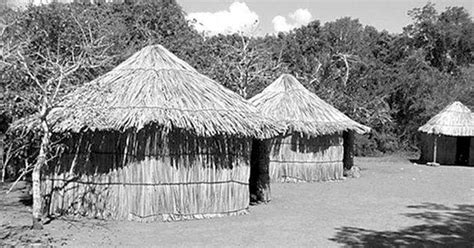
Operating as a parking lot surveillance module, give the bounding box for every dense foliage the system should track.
[190,3,473,154]
[1,1,473,178]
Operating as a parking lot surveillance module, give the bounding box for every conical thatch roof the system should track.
[249,74,370,136]
[418,101,474,136]
[13,45,281,138]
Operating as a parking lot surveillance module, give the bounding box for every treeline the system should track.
[1,1,473,160]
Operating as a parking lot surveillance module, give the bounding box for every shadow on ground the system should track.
[330,203,474,247]
[0,181,70,246]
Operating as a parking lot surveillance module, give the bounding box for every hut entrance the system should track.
[455,137,470,165]
[249,139,271,204]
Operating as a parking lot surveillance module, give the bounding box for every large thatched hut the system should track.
[418,101,474,166]
[249,74,370,182]
[14,45,280,221]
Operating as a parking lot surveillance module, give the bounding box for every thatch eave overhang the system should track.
[10,107,282,139]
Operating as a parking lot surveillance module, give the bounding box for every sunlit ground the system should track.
[1,155,473,247]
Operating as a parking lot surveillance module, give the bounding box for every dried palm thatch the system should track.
[418,101,474,136]
[250,74,369,183]
[13,45,281,138]
[249,74,370,136]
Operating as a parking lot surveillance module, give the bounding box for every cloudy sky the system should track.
[179,0,473,36]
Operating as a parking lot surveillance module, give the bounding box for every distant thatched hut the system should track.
[249,74,370,182]
[418,101,474,166]
[14,45,279,221]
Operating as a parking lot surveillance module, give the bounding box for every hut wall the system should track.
[269,133,343,182]
[436,136,457,164]
[42,127,251,221]
[419,134,460,165]
[418,133,432,163]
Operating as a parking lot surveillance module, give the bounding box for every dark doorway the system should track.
[343,131,354,170]
[455,137,470,165]
[249,139,271,204]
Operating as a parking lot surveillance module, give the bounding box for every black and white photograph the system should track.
[0,0,473,246]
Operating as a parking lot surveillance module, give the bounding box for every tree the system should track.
[1,3,114,229]
[197,33,282,99]
[405,3,473,72]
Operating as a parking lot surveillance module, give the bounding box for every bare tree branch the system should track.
[7,160,33,194]
[17,51,47,95]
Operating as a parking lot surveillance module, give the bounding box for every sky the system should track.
[178,0,473,35]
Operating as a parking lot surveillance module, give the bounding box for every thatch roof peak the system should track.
[250,74,370,136]
[13,45,281,138]
[268,74,307,92]
[418,101,474,136]
[114,45,198,73]
[445,101,471,112]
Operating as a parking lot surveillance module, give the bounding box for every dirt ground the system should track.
[1,155,473,247]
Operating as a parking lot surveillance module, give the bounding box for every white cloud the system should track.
[272,16,294,33]
[187,2,259,36]
[272,8,313,33]
[289,9,312,25]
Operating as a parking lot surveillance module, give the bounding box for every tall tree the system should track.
[1,3,119,229]
[405,3,474,72]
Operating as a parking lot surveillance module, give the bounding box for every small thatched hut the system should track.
[418,101,474,166]
[249,74,370,182]
[14,45,280,221]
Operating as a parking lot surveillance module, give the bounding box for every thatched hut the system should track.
[249,74,370,182]
[13,45,280,221]
[418,101,474,166]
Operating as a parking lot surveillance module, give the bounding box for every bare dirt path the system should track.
[1,155,473,247]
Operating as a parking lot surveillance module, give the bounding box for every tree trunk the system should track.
[32,162,43,229]
[32,107,50,230]
[343,131,354,170]
[249,139,271,204]
[1,133,5,182]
